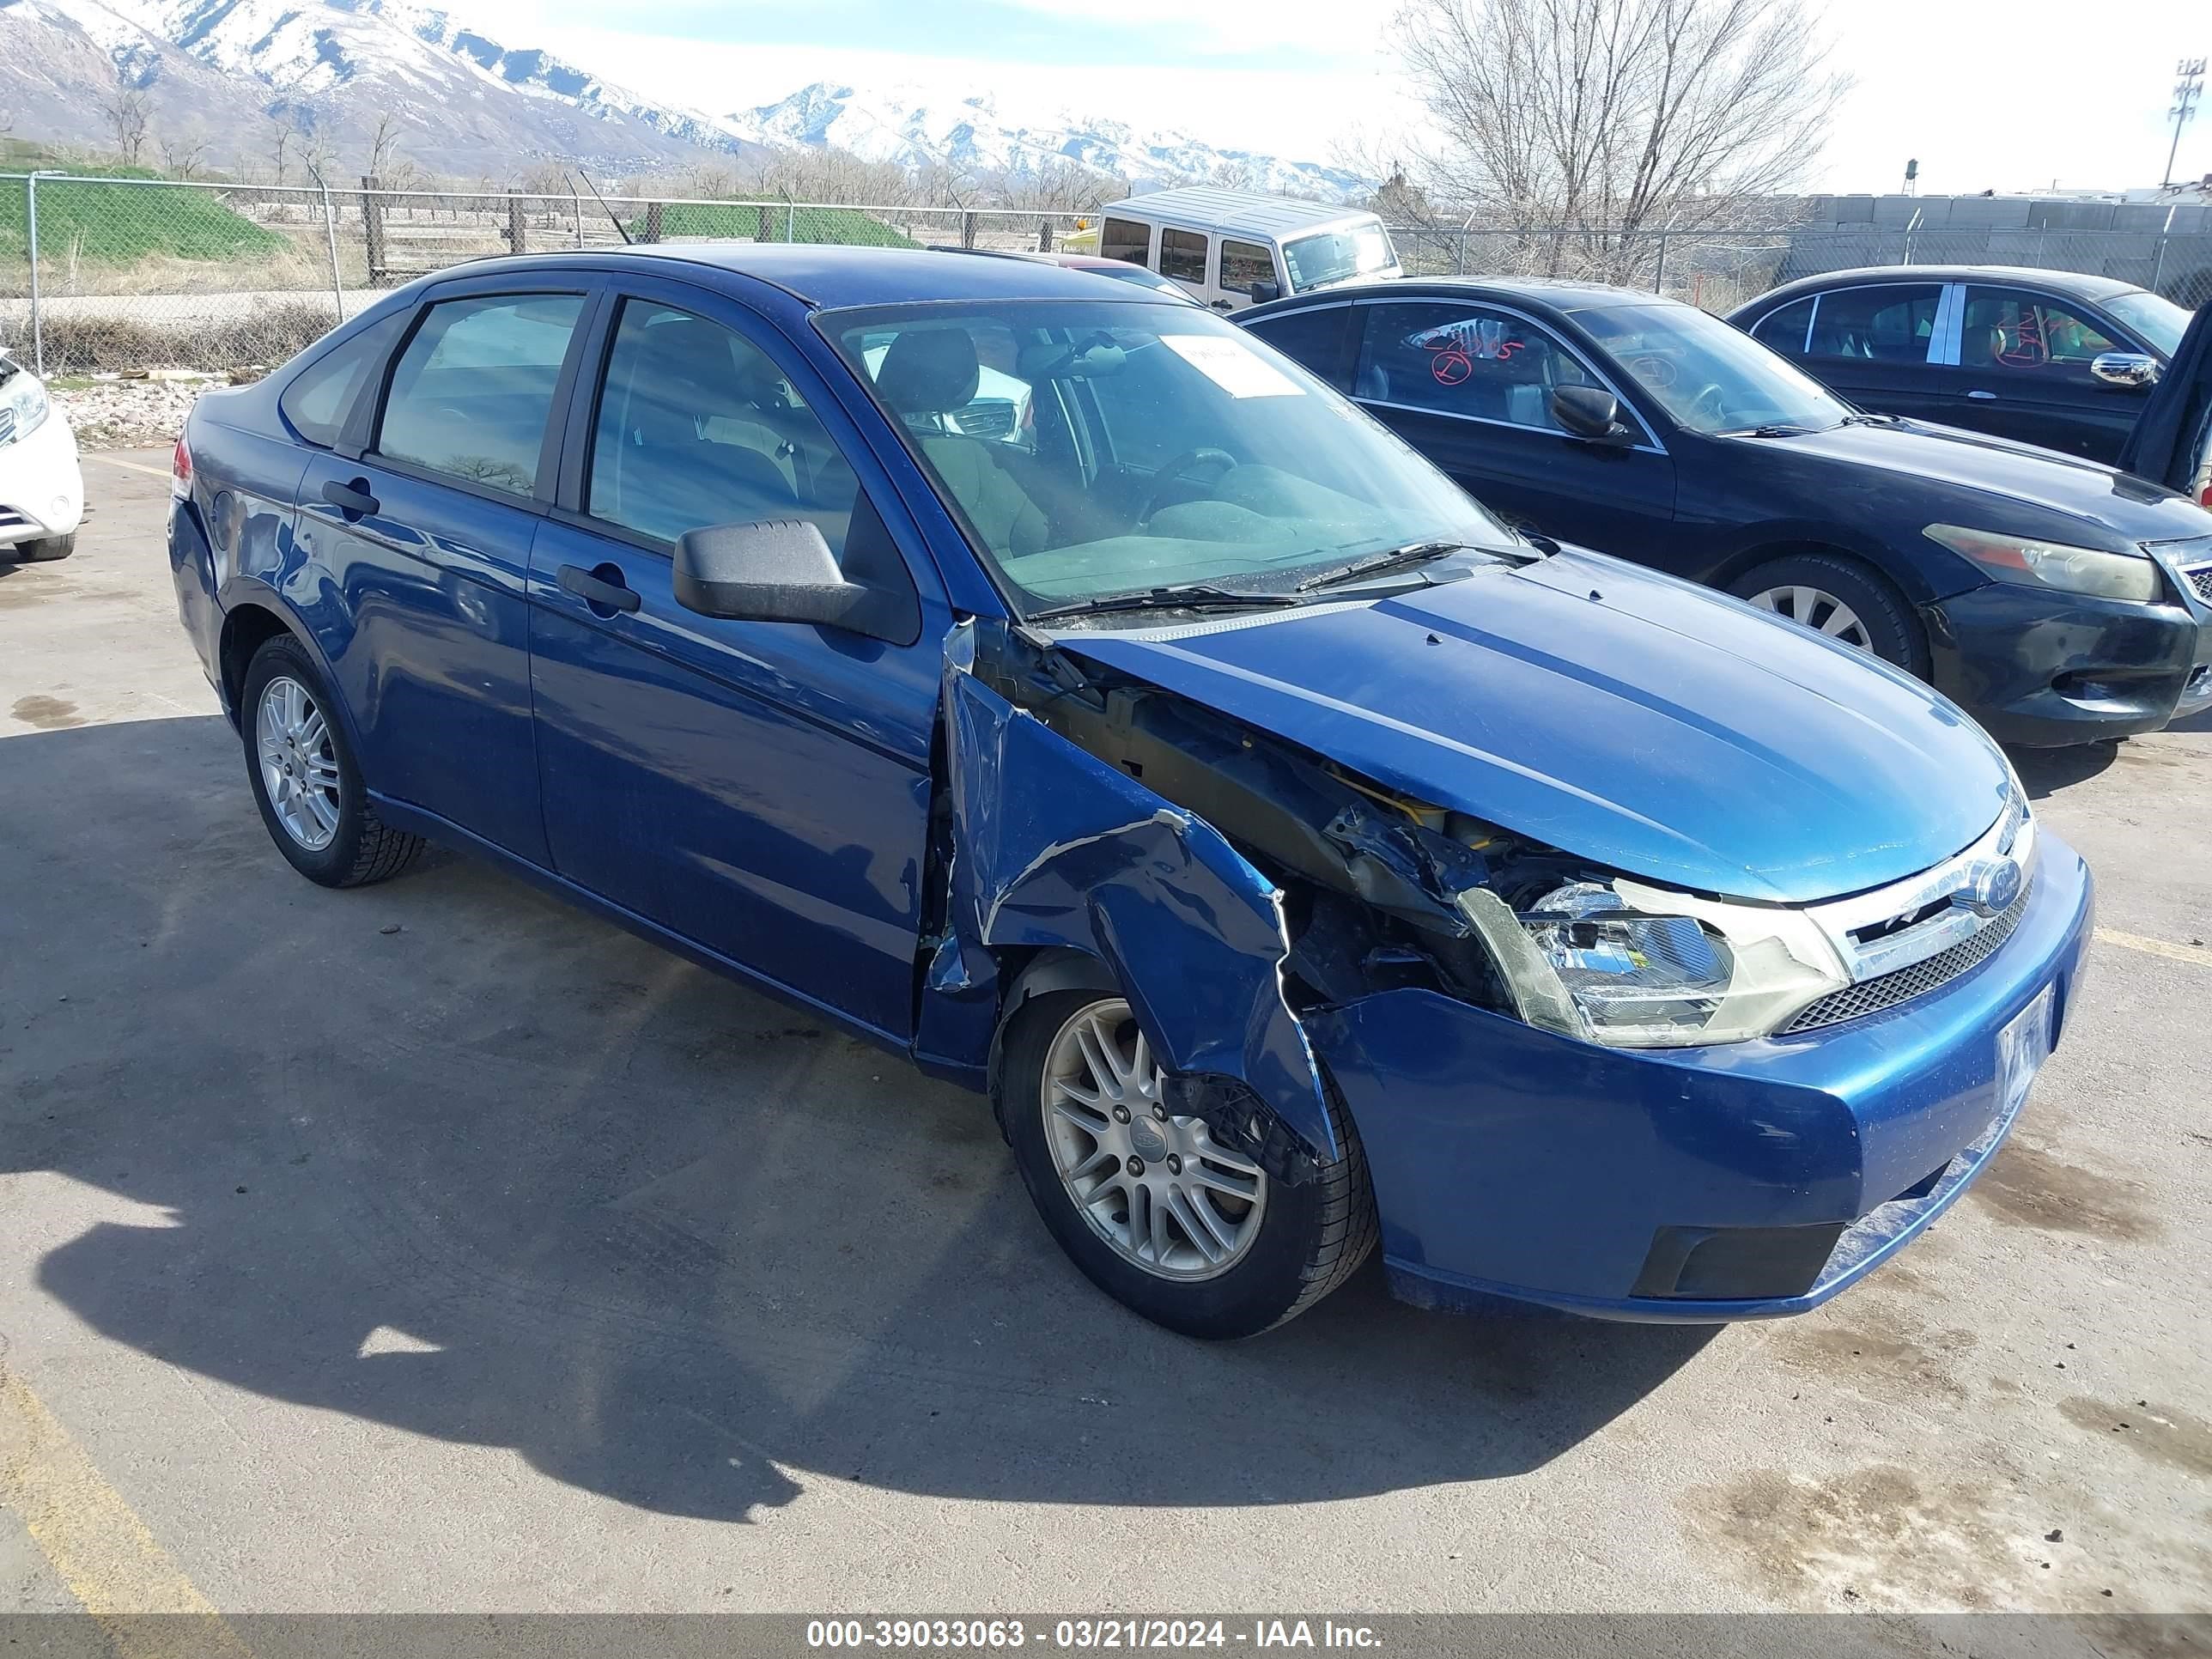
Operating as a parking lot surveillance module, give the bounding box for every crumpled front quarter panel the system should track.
[936,666,1335,1161]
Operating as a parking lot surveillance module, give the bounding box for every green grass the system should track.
[0,170,285,267]
[627,202,917,249]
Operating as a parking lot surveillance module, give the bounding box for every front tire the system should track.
[999,991,1376,1339]
[1729,552,1927,675]
[240,635,424,889]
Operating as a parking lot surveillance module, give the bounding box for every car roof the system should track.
[1246,275,1688,318]
[1097,187,1376,240]
[1741,264,2146,312]
[418,243,1186,311]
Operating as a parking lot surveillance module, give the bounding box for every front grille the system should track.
[1783,882,2032,1034]
[0,507,30,532]
[0,407,15,445]
[2185,562,2212,605]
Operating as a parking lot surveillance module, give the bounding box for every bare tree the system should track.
[102,82,153,167]
[267,112,296,185]
[159,129,210,179]
[365,111,410,185]
[1392,0,1845,276]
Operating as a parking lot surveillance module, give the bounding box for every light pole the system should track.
[2166,58,2205,189]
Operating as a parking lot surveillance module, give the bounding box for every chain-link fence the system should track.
[6,172,2209,378]
[0,173,1087,375]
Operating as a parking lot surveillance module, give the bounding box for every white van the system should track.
[1093,187,1403,313]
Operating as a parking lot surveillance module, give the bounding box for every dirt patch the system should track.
[1680,1464,2028,1608]
[1771,1314,1977,1403]
[9,695,82,730]
[1967,1141,2160,1243]
[2058,1398,2212,1481]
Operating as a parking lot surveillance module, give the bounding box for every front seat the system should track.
[610,319,799,532]
[873,329,1048,558]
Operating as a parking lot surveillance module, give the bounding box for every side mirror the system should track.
[1552,384,1635,445]
[1249,279,1281,305]
[2090,351,2160,389]
[672,519,903,641]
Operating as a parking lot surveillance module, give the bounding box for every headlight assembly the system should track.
[0,374,50,448]
[1457,878,1850,1048]
[1923,523,2162,605]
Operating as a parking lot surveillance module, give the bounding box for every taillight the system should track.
[171,432,192,501]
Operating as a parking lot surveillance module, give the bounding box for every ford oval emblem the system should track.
[1959,857,2024,918]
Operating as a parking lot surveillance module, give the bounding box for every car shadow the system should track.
[2,716,1716,1523]
[2006,740,2118,799]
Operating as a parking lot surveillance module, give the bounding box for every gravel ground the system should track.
[54,376,227,452]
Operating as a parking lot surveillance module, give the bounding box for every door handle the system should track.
[557,562,641,614]
[322,477,379,518]
[1966,389,1998,400]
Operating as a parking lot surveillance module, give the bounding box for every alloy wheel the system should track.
[1039,999,1267,1281]
[256,675,341,851]
[1747,584,1872,651]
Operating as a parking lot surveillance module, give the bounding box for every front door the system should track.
[295,283,595,864]
[1347,297,1677,558]
[525,283,947,1039]
[1936,283,2153,461]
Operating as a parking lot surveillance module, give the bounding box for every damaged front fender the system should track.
[919,644,1337,1167]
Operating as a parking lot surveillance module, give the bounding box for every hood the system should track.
[1052,550,2015,905]
[1745,419,2212,546]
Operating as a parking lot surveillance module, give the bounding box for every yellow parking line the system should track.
[0,1359,252,1659]
[2095,927,2212,970]
[85,453,173,479]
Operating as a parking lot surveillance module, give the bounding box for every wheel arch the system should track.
[215,592,366,758]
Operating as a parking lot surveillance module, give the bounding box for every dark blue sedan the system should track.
[1241,277,2212,745]
[168,246,2091,1338]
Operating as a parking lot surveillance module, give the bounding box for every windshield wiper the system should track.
[1296,540,1476,592]
[1025,583,1303,623]
[1722,422,1818,439]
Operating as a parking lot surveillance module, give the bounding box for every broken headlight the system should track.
[1459,877,1850,1048]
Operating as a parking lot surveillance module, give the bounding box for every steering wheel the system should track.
[1140,447,1237,524]
[1687,383,1729,425]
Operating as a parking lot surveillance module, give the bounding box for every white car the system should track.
[0,350,84,562]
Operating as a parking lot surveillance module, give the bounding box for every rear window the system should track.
[376,294,585,497]
[279,315,402,448]
[1159,228,1207,285]
[1101,217,1149,265]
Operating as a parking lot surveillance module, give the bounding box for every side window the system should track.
[376,293,584,496]
[1158,228,1208,285]
[1220,240,1275,295]
[1961,289,2121,375]
[1803,284,1944,362]
[1100,217,1150,266]
[279,314,404,448]
[1352,301,1602,431]
[1243,306,1355,392]
[1747,295,1817,357]
[590,300,888,573]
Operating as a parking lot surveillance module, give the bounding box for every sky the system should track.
[463,0,2212,198]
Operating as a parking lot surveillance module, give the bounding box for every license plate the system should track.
[1996,982,2055,1119]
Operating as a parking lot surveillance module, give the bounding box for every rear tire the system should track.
[1729,552,1927,676]
[240,635,424,889]
[9,532,74,562]
[999,989,1376,1340]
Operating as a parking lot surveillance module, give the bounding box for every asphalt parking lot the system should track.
[3,451,2209,1627]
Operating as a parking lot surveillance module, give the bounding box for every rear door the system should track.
[1751,280,1951,422]
[295,276,597,863]
[525,276,949,1039]
[1939,283,2153,460]
[1346,296,1676,557]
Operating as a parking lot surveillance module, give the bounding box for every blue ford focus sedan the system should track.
[166,246,2093,1339]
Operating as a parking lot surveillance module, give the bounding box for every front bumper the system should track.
[0,406,84,546]
[1305,830,2093,1323]
[1923,580,2212,746]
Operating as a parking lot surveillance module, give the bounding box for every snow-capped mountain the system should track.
[2,0,1363,198]
[1,0,763,174]
[725,82,1368,201]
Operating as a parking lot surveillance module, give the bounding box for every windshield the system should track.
[1576,301,1857,435]
[827,301,1510,614]
[2103,289,2191,358]
[1282,224,1397,293]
